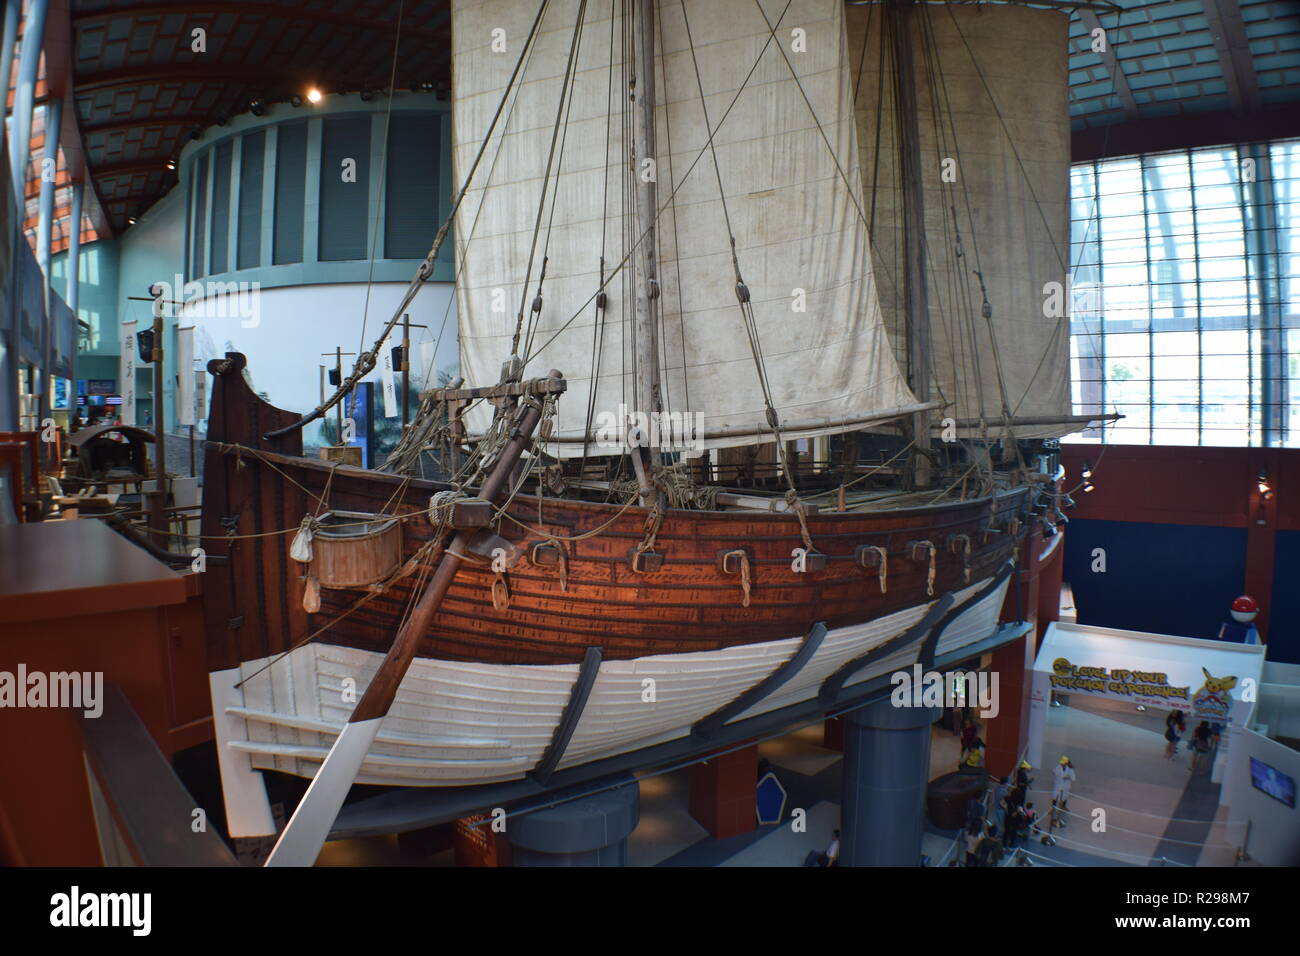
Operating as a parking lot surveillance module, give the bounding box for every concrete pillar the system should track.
[507,778,639,867]
[840,696,938,867]
[36,98,60,431]
[1,1,20,118]
[689,743,757,840]
[66,182,82,406]
[8,0,47,210]
[0,0,27,431]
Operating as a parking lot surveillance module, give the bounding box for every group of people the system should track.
[1163,711,1222,773]
[960,754,1076,866]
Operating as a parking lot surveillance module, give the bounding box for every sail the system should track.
[846,3,1074,439]
[451,0,923,456]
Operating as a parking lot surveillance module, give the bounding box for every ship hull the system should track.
[212,574,1009,789]
[198,355,1029,801]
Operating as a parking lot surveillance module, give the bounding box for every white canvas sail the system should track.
[847,3,1073,439]
[451,0,923,455]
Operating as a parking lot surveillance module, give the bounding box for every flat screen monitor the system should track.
[1249,757,1296,808]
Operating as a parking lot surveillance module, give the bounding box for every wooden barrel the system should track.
[311,510,402,588]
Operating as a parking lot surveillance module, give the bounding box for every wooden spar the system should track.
[509,401,942,444]
[631,0,661,450]
[264,371,564,867]
[936,413,1124,429]
[890,0,932,489]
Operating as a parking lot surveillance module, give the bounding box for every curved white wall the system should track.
[180,280,458,446]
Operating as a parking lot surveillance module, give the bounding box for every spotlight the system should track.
[289,94,303,108]
[418,80,435,93]
[359,89,373,102]
[1257,469,1273,500]
[306,87,323,104]
[127,216,137,225]
[165,158,176,171]
[435,82,449,102]
[249,98,266,116]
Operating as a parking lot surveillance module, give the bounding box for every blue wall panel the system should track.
[1269,530,1300,665]
[1063,519,1247,642]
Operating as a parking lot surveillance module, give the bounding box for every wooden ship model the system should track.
[195,0,1103,863]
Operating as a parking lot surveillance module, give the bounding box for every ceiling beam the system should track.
[1078,8,1139,120]
[1201,0,1262,114]
[70,3,450,48]
[87,158,175,180]
[79,111,212,137]
[1072,105,1300,162]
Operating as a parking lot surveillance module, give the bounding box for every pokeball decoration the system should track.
[756,771,787,825]
[1230,595,1258,623]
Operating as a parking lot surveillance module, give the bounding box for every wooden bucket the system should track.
[311,510,402,588]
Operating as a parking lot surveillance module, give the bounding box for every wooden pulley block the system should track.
[451,497,493,529]
[801,551,828,572]
[908,540,935,562]
[629,548,664,573]
[530,541,564,567]
[718,549,750,573]
[947,533,971,554]
[855,544,886,568]
[462,529,521,570]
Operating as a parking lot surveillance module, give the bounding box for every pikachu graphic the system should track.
[1192,667,1237,721]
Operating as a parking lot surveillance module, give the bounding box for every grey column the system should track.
[840,696,938,867]
[8,0,47,210]
[506,778,640,867]
[0,1,19,123]
[36,98,60,429]
[67,181,82,391]
[0,0,17,431]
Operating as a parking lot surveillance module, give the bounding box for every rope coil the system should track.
[531,539,569,593]
[720,549,752,608]
[785,488,815,552]
[858,544,888,594]
[428,489,466,533]
[949,533,972,583]
[911,540,937,596]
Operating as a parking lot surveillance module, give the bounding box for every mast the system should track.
[631,0,661,451]
[889,0,932,488]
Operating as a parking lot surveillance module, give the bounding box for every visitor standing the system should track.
[1164,710,1184,759]
[1189,721,1212,774]
[1051,755,1075,828]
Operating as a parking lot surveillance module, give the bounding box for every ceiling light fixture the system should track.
[306,87,323,104]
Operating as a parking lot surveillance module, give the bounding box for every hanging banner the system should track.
[380,346,399,419]
[176,326,195,426]
[119,320,136,425]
